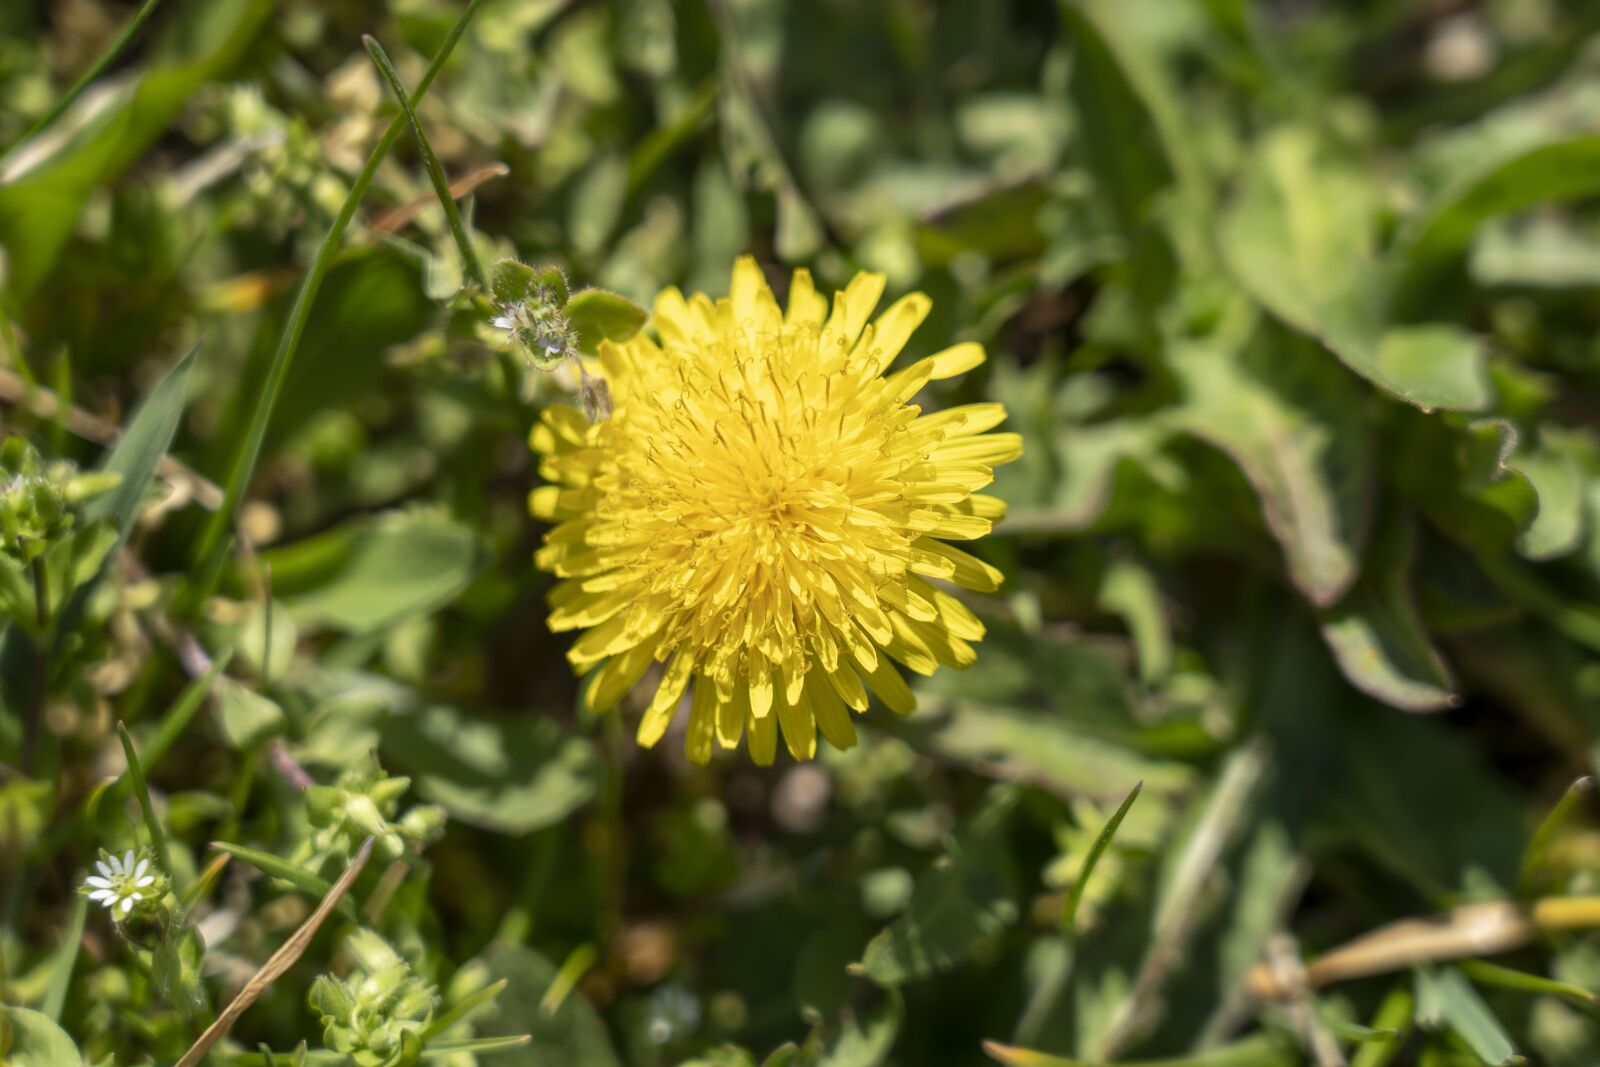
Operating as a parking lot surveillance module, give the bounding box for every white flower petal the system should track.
[134,858,149,879]
[135,875,155,887]
[85,876,111,889]
[95,860,112,878]
[122,850,135,872]
[88,890,114,902]
[120,896,134,914]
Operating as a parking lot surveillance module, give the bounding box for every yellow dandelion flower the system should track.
[530,257,1021,765]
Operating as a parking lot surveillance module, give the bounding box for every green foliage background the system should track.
[2,0,1600,1064]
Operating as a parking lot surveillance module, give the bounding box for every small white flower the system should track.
[82,849,162,920]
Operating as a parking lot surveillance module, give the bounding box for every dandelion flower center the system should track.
[531,258,1021,764]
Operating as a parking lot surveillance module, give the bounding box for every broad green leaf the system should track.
[856,789,1018,987]
[267,509,479,635]
[214,677,286,750]
[1218,126,1489,411]
[566,288,648,355]
[1513,429,1590,561]
[1372,326,1491,415]
[906,699,1191,799]
[382,705,599,835]
[1404,135,1600,282]
[1414,965,1519,1067]
[1320,516,1458,712]
[1171,327,1374,607]
[1,1006,83,1066]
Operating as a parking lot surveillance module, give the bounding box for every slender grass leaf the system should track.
[191,0,487,574]
[1061,781,1141,935]
[1414,965,1519,1067]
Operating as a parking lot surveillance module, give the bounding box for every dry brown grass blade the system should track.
[0,367,223,510]
[369,162,511,234]
[174,838,374,1067]
[1247,896,1600,999]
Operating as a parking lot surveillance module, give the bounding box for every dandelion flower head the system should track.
[531,258,1020,764]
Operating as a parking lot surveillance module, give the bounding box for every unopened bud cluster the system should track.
[0,437,117,562]
[309,929,439,1059]
[493,284,579,369]
[305,756,446,864]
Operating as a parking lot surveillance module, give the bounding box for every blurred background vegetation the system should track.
[4,0,1600,1064]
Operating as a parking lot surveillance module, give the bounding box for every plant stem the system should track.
[190,0,488,583]
[362,34,489,291]
[21,556,49,774]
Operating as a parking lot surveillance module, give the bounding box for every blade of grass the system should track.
[984,1033,1294,1067]
[1459,959,1596,1005]
[1414,965,1519,1067]
[116,721,175,891]
[39,894,86,1022]
[1061,780,1142,934]
[209,842,348,911]
[1518,776,1592,896]
[1350,986,1414,1067]
[421,979,508,1041]
[539,943,597,1017]
[190,0,486,579]
[362,35,487,292]
[178,852,232,914]
[175,839,373,1067]
[5,0,167,156]
[420,1036,534,1058]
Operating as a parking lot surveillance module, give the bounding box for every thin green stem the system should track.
[7,0,168,157]
[41,894,87,1022]
[190,0,487,580]
[362,35,489,292]
[21,556,49,774]
[116,722,177,906]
